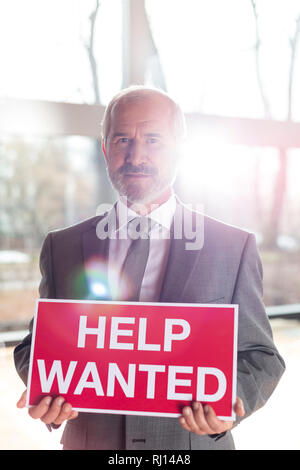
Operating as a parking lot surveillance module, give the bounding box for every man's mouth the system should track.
[124,173,152,177]
[119,164,157,178]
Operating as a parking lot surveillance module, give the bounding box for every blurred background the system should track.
[0,0,300,449]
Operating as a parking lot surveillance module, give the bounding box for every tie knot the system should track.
[127,217,154,240]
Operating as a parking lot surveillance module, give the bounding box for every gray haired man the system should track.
[15,86,285,450]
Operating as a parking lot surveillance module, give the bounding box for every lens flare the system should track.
[84,256,111,300]
[72,255,137,301]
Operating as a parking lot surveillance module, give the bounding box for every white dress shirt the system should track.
[107,194,176,302]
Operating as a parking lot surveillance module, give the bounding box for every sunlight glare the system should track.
[179,137,240,196]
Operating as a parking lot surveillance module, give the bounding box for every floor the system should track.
[0,318,299,450]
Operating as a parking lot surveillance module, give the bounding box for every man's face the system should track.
[103,94,178,207]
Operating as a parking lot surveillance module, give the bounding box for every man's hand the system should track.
[179,397,245,436]
[17,390,78,426]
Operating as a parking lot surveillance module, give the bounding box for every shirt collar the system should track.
[115,193,176,233]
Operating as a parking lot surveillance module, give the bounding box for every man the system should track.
[14,86,285,450]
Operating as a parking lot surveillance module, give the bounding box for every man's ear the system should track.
[102,139,107,158]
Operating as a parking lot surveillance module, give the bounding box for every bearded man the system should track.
[14,86,285,450]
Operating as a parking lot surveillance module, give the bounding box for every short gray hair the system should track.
[101,85,187,143]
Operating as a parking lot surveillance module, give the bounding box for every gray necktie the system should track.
[120,217,152,301]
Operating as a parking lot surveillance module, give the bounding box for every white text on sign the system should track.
[36,314,227,403]
[37,360,227,402]
[77,315,191,352]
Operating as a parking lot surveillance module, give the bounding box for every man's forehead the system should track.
[110,118,169,133]
[111,94,173,120]
[110,100,172,137]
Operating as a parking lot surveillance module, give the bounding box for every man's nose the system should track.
[125,140,147,164]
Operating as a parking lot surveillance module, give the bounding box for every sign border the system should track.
[26,298,239,421]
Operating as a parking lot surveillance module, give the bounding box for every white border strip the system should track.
[26,299,40,409]
[231,304,239,421]
[27,299,239,420]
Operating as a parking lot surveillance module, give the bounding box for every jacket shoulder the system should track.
[48,214,104,240]
[204,213,251,241]
[179,200,253,243]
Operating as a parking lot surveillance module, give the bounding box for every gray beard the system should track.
[109,170,175,205]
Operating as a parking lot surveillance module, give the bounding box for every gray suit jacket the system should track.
[14,201,285,450]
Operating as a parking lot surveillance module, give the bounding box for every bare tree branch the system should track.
[85,0,101,104]
[287,14,300,120]
[250,0,272,119]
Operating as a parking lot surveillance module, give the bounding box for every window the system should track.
[1,0,300,332]
[0,0,123,104]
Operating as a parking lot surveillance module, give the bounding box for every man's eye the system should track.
[117,137,129,144]
[147,138,159,144]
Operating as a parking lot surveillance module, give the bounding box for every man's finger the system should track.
[234,397,245,417]
[191,403,216,434]
[180,407,201,433]
[16,390,27,409]
[203,405,232,434]
[52,402,78,426]
[68,410,79,421]
[28,396,52,420]
[39,396,67,424]
[178,416,192,432]
[181,404,214,435]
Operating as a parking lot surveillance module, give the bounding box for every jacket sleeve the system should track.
[14,233,55,385]
[233,233,285,424]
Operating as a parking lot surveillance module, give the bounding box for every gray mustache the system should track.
[118,163,157,176]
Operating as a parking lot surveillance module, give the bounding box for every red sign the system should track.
[27,299,238,420]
